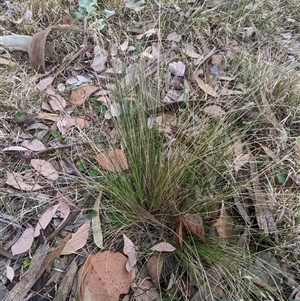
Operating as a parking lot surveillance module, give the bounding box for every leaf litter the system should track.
[1,0,300,300]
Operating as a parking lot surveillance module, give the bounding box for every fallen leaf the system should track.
[213,201,233,238]
[91,45,108,72]
[123,234,137,272]
[6,171,43,191]
[94,149,128,172]
[203,105,224,117]
[78,251,131,300]
[34,204,60,237]
[182,214,206,243]
[194,75,218,97]
[92,193,103,249]
[61,221,90,255]
[217,75,235,81]
[137,28,157,40]
[31,159,59,181]
[133,278,160,301]
[66,116,90,129]
[56,117,69,135]
[68,84,99,109]
[36,76,54,91]
[234,153,250,173]
[146,255,164,289]
[37,112,60,122]
[46,88,66,112]
[11,228,34,255]
[57,198,70,220]
[150,242,175,252]
[120,40,129,51]
[2,146,28,152]
[211,54,223,65]
[28,26,55,73]
[169,61,186,77]
[166,273,176,290]
[183,48,201,59]
[167,32,181,42]
[126,0,145,9]
[6,266,14,282]
[21,139,46,151]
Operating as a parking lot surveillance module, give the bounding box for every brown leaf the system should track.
[146,255,164,289]
[182,214,206,243]
[36,76,54,91]
[68,84,99,109]
[78,251,132,301]
[94,149,128,172]
[21,139,46,151]
[61,221,90,255]
[150,242,175,252]
[29,26,55,73]
[34,204,60,237]
[11,228,34,255]
[234,153,250,173]
[166,32,181,42]
[203,105,224,117]
[30,159,59,181]
[6,171,43,191]
[213,201,233,238]
[46,88,66,112]
[123,234,137,272]
[194,75,218,97]
[91,45,108,72]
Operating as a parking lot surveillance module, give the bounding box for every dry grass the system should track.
[1,0,300,300]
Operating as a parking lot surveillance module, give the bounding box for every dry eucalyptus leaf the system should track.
[120,40,129,51]
[68,84,99,109]
[146,255,164,289]
[21,139,46,151]
[11,228,34,255]
[46,88,67,112]
[28,26,55,73]
[123,234,137,272]
[234,153,250,173]
[61,221,90,255]
[182,214,206,243]
[213,201,233,238]
[5,266,14,282]
[78,251,131,301]
[94,149,128,172]
[203,105,224,117]
[194,76,218,97]
[169,61,186,77]
[6,171,43,191]
[150,242,175,252]
[30,159,59,181]
[167,32,181,42]
[92,193,103,249]
[2,146,28,152]
[34,204,60,237]
[91,45,108,72]
[36,76,54,91]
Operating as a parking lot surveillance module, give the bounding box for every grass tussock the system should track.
[2,0,300,300]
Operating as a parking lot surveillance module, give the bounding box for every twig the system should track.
[53,44,90,79]
[47,191,93,242]
[195,46,216,72]
[3,142,89,161]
